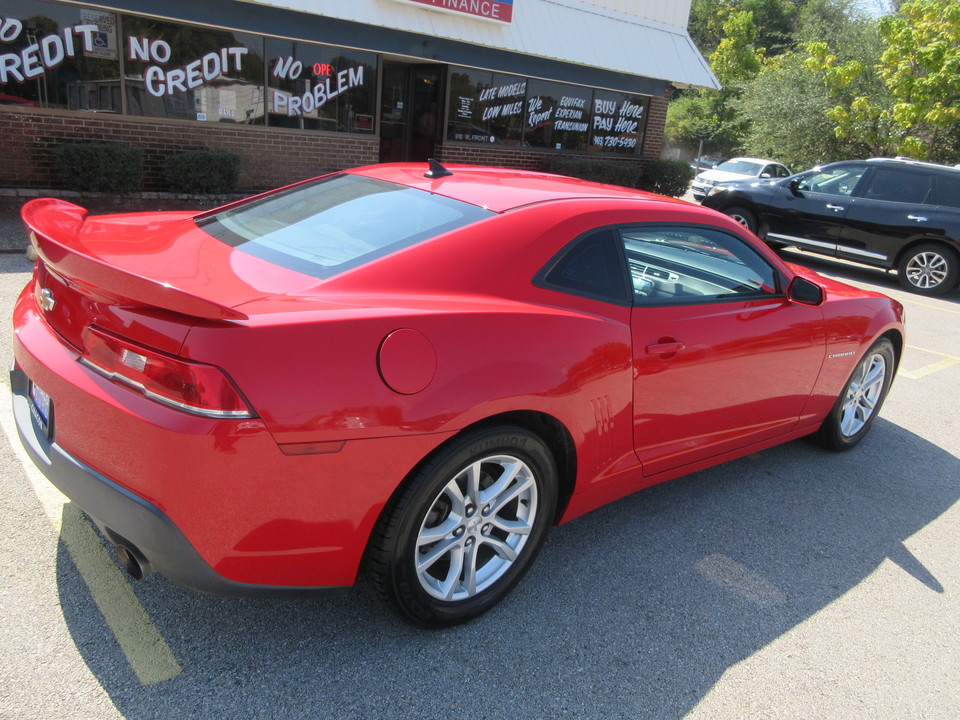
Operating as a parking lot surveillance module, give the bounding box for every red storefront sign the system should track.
[395,0,514,24]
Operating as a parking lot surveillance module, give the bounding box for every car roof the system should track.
[722,157,784,166]
[814,157,960,176]
[864,157,960,175]
[347,162,686,213]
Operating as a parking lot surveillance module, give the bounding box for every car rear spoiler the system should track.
[22,198,248,321]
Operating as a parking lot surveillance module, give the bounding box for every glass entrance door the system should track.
[380,63,444,163]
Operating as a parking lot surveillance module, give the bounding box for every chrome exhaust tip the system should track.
[115,543,152,581]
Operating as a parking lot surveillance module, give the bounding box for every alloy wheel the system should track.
[415,454,538,602]
[904,251,949,290]
[839,351,887,437]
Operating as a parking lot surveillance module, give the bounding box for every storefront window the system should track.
[446,68,524,145]
[589,90,649,154]
[266,39,376,132]
[122,17,265,124]
[0,0,122,112]
[525,79,590,151]
[447,66,649,154]
[2,6,655,154]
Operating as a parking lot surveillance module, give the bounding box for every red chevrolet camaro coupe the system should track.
[12,161,904,626]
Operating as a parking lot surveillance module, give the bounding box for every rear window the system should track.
[936,175,960,209]
[198,174,494,278]
[861,168,933,205]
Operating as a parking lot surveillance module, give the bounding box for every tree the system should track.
[806,0,960,159]
[739,0,888,166]
[689,0,809,57]
[668,9,765,156]
[739,52,872,168]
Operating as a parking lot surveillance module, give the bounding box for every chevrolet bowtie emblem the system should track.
[38,287,56,311]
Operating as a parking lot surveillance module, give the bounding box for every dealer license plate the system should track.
[29,381,53,439]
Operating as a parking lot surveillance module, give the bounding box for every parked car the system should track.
[12,162,904,627]
[702,157,960,296]
[691,157,791,201]
[689,155,724,172]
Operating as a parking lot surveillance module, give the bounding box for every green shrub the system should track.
[163,150,240,194]
[54,143,142,193]
[542,156,640,189]
[638,159,695,197]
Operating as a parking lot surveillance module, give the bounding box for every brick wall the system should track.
[435,144,551,171]
[0,108,379,193]
[436,144,645,177]
[642,88,672,163]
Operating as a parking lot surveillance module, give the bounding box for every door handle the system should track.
[826,204,844,211]
[646,341,685,355]
[907,214,928,222]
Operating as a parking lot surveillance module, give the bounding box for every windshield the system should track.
[716,160,764,175]
[198,174,494,279]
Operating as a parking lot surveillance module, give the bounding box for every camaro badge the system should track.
[38,287,56,311]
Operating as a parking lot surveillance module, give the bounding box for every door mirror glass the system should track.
[788,276,824,306]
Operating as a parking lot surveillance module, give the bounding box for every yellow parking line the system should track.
[906,344,960,361]
[900,345,960,381]
[898,298,960,316]
[59,502,183,685]
[0,407,182,686]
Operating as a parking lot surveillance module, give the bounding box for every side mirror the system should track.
[760,172,771,179]
[788,276,824,306]
[788,178,803,197]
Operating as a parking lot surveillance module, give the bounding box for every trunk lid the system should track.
[23,198,321,351]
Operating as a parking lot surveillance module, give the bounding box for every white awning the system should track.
[243,0,720,90]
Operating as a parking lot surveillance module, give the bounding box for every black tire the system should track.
[367,426,557,627]
[814,338,895,451]
[723,206,757,233]
[897,243,959,296]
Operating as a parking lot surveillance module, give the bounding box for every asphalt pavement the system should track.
[0,192,958,719]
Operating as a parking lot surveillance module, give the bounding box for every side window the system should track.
[620,226,780,305]
[776,165,791,178]
[861,168,933,205]
[935,175,960,209]
[797,165,866,196]
[539,229,630,304]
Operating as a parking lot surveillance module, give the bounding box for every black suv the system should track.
[702,157,960,295]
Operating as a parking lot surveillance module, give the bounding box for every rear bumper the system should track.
[12,285,458,593]
[11,367,341,596]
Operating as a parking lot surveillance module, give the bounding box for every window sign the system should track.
[447,65,650,155]
[122,17,265,124]
[590,90,648,153]
[447,67,491,142]
[0,0,122,111]
[79,8,118,60]
[446,68,523,144]
[266,39,376,133]
[483,73,525,143]
[525,79,590,151]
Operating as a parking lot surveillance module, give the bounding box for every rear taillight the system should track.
[79,326,254,419]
